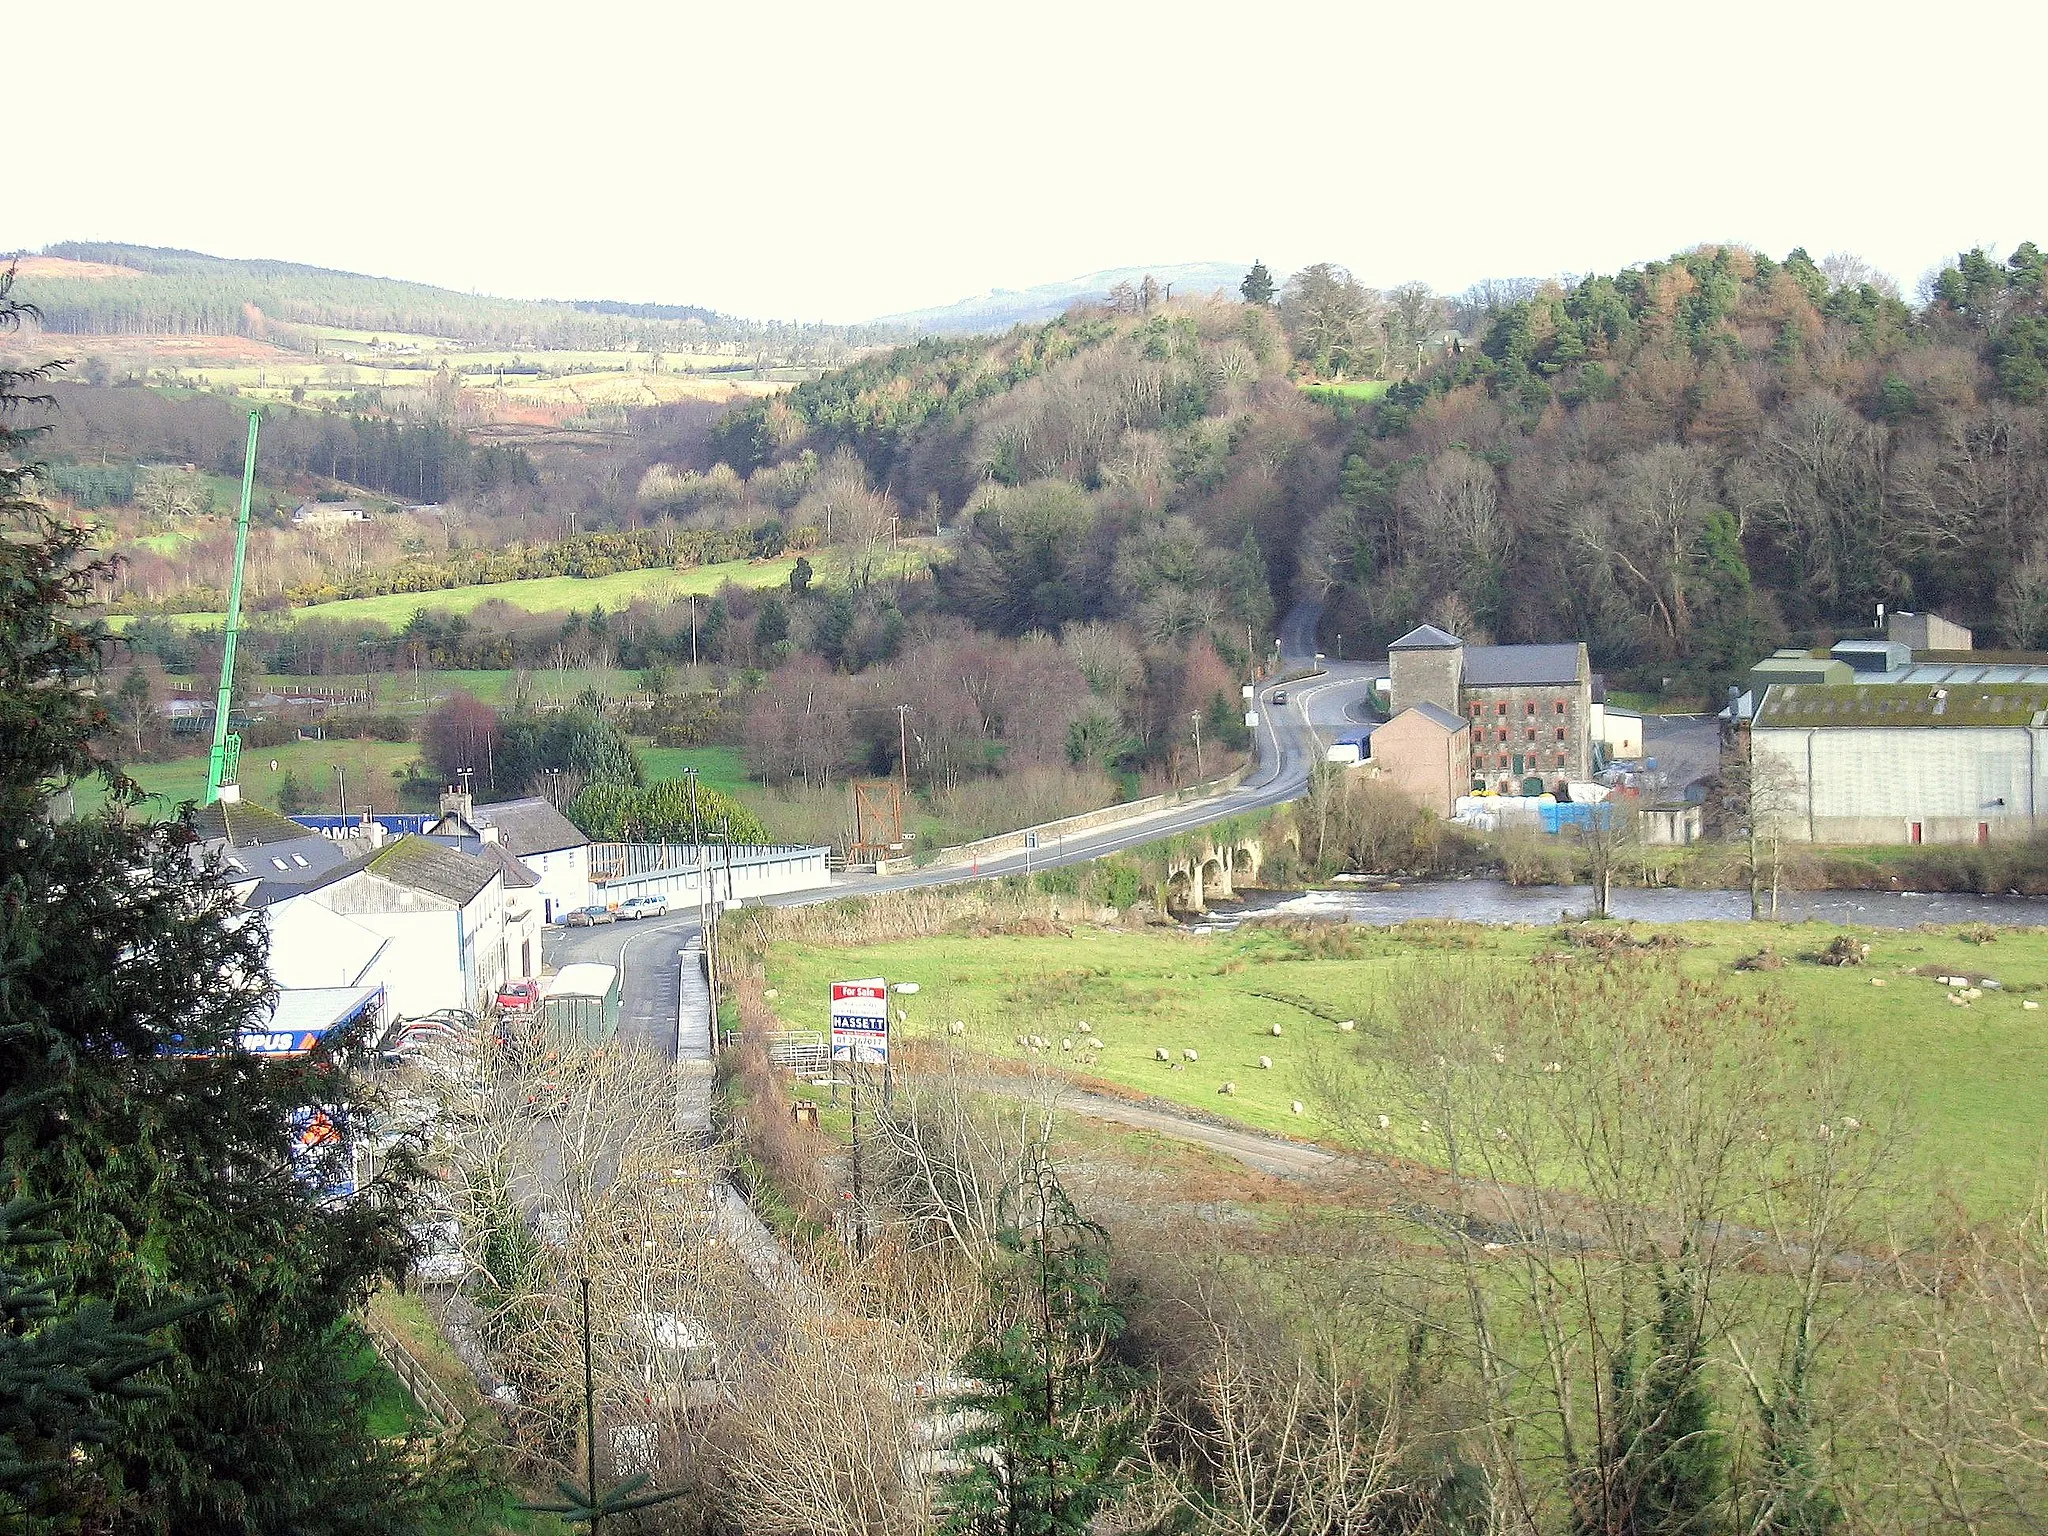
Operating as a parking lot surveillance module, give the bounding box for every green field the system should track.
[1299,379,1391,402]
[110,556,800,631]
[66,737,422,820]
[637,744,749,795]
[759,917,2048,1215]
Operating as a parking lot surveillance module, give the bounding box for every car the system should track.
[1270,690,1288,705]
[619,895,670,921]
[564,905,616,927]
[496,979,538,1012]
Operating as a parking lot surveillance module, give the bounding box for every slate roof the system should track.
[364,836,502,903]
[469,797,588,856]
[473,839,539,889]
[1461,643,1584,687]
[1389,624,1463,650]
[1401,701,1468,732]
[217,833,352,887]
[190,798,317,848]
[1756,683,2048,730]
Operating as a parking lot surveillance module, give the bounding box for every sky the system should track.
[12,0,2048,323]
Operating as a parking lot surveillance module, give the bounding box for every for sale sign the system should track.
[830,978,890,1064]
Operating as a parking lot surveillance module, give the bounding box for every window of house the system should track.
[1555,727,1566,742]
[1526,702,1536,716]
[1555,700,1567,714]
[1496,702,1507,715]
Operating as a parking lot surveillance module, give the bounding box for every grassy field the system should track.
[638,743,750,795]
[1299,379,1391,402]
[758,916,2048,1215]
[110,556,801,631]
[67,737,422,819]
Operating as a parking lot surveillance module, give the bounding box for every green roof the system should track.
[364,835,498,903]
[1756,682,2048,729]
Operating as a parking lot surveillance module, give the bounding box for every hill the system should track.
[13,242,902,353]
[873,260,1251,333]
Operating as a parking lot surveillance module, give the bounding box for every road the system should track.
[543,599,1381,1059]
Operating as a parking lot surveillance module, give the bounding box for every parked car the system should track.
[496,978,538,1012]
[619,895,670,920]
[1270,690,1288,704]
[565,905,616,927]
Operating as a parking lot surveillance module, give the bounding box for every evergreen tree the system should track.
[938,1168,1145,1536]
[1240,259,1276,306]
[0,276,476,1531]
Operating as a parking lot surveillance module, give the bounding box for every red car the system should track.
[496,979,538,1013]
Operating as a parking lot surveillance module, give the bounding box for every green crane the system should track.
[205,411,261,805]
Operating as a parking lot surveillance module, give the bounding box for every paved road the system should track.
[545,598,1378,1054]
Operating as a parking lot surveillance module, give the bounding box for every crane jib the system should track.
[206,411,261,806]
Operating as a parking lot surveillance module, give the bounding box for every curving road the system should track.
[545,600,1383,1057]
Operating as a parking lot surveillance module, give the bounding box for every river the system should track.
[1196,881,2048,931]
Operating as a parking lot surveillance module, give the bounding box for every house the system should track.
[427,793,591,922]
[1387,625,1594,795]
[1750,681,2048,845]
[192,798,366,897]
[252,835,507,1016]
[1365,702,1469,818]
[291,499,370,528]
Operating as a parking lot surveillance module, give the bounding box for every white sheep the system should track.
[1337,1020,1355,1032]
[1270,1024,1283,1037]
[1077,1021,1092,1033]
[1219,1081,1237,1095]
[1376,1114,1391,1130]
[2025,1000,2041,1011]
[1258,1055,1272,1070]
[949,1020,966,1035]
[1061,1038,1073,1051]
[1184,1049,1199,1062]
[763,988,779,1000]
[1155,1047,1170,1061]
[1015,1035,1027,1046]
[1290,1101,1304,1115]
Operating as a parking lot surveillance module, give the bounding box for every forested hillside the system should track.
[17,242,899,352]
[1309,244,2048,692]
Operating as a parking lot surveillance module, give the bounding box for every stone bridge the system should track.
[1161,833,1266,914]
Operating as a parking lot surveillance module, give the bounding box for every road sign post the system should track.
[1025,831,1037,877]
[831,978,889,1262]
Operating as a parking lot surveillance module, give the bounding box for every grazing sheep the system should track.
[949,1020,966,1035]
[1061,1039,1073,1051]
[1258,1055,1272,1069]
[1337,1020,1355,1032]
[1270,1024,1283,1037]
[1015,1035,1027,1046]
[1290,1101,1304,1115]
[1077,1021,1092,1033]
[1184,1049,1199,1062]
[763,988,779,1000]
[1870,977,1887,987]
[1376,1115,1391,1130]
[1219,1082,1236,1095]
[2025,1000,2041,1011]
[1155,1047,1170,1061]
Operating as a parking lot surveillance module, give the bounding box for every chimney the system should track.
[440,787,473,821]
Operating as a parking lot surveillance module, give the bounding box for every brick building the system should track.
[1387,624,1593,794]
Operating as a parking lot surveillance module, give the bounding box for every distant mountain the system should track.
[875,261,1255,333]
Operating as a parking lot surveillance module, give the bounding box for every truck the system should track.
[540,963,621,1043]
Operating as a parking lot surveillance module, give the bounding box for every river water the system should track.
[1197,881,2048,932]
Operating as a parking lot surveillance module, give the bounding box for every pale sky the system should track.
[12,0,2047,322]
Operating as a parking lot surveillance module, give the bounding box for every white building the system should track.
[1751,681,2048,845]
[428,794,592,923]
[254,835,507,1016]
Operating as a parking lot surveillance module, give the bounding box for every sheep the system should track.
[763,988,779,1000]
[1870,977,1887,986]
[1219,1081,1237,1095]
[1077,1021,1092,1033]
[1184,1049,1199,1062]
[949,1020,966,1035]
[1258,1055,1272,1070]
[1270,1024,1283,1037]
[1015,1035,1027,1047]
[1337,1020,1356,1032]
[2025,1000,2042,1011]
[1290,1101,1304,1115]
[1376,1114,1391,1130]
[1061,1038,1073,1051]
[1155,1047,1170,1062]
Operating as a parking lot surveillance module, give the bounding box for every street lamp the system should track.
[333,763,345,815]
[1191,711,1204,779]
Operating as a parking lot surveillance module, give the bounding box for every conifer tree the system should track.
[1240,260,1276,306]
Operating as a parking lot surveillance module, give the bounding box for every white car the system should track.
[619,895,670,920]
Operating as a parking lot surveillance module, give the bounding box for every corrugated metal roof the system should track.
[470,797,588,856]
[1461,643,1583,686]
[1756,682,2048,729]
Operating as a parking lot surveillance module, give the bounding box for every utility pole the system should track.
[849,1064,866,1260]
[1191,711,1204,778]
[896,703,910,801]
[334,764,346,815]
[690,598,698,667]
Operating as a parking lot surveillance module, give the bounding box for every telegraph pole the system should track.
[896,703,910,800]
